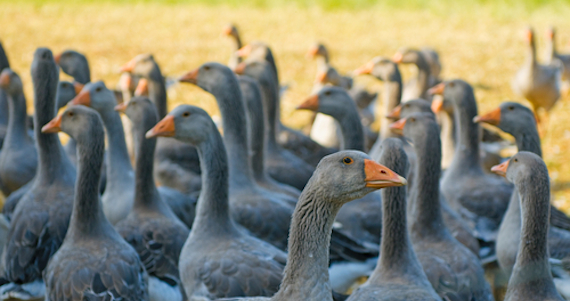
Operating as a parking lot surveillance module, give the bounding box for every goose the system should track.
[512,27,561,125]
[70,81,196,227]
[476,103,570,296]
[223,23,243,69]
[0,41,11,149]
[430,80,513,242]
[147,104,286,299]
[208,150,407,301]
[387,98,481,257]
[0,48,76,301]
[392,48,432,101]
[121,54,202,195]
[114,96,189,301]
[41,105,148,300]
[491,152,565,301]
[390,112,493,300]
[347,138,439,301]
[0,68,37,196]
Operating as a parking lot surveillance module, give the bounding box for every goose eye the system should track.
[513,158,518,162]
[325,91,331,96]
[410,118,416,122]
[448,82,455,88]
[404,104,409,108]
[342,157,353,165]
[96,87,102,92]
[204,66,211,71]
[508,106,514,110]
[182,112,190,117]
[62,83,68,88]
[68,111,74,117]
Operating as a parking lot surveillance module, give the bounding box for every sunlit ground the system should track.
[2,1,570,212]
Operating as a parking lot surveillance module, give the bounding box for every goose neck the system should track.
[449,93,481,171]
[99,109,133,184]
[5,92,30,147]
[380,80,402,140]
[275,186,337,301]
[191,124,235,234]
[335,107,365,151]
[147,75,168,119]
[515,130,542,158]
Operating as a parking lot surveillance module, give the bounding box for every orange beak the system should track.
[54,53,62,65]
[547,28,555,39]
[389,118,407,135]
[297,94,319,111]
[236,44,252,58]
[431,98,444,113]
[114,101,128,113]
[306,45,319,59]
[353,61,374,76]
[526,29,533,42]
[364,159,407,188]
[70,89,91,107]
[0,71,10,87]
[41,114,63,133]
[179,68,199,84]
[73,82,84,95]
[222,25,233,36]
[491,160,510,177]
[473,107,501,125]
[134,78,149,96]
[234,62,247,75]
[315,71,328,83]
[146,115,176,138]
[428,83,445,96]
[392,52,403,63]
[120,58,137,73]
[386,105,402,119]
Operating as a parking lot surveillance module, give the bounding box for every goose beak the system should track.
[353,61,374,76]
[0,71,10,87]
[392,52,403,63]
[315,71,327,83]
[297,94,319,111]
[428,83,445,96]
[70,89,91,107]
[41,114,63,133]
[222,25,233,36]
[236,44,252,58]
[234,62,246,75]
[73,82,84,95]
[306,45,319,59]
[491,160,510,177]
[473,107,501,125]
[134,78,149,96]
[54,53,62,65]
[431,97,444,113]
[114,102,128,113]
[146,115,175,138]
[389,118,407,135]
[386,105,402,119]
[364,159,407,188]
[120,58,137,73]
[179,68,199,85]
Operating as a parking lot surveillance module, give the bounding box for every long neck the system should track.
[276,185,337,301]
[148,68,168,119]
[509,173,552,288]
[132,114,170,215]
[379,73,402,141]
[233,34,242,52]
[214,79,256,188]
[258,73,280,150]
[332,106,365,151]
[415,57,431,98]
[316,56,328,74]
[5,91,30,147]
[191,123,235,234]
[34,67,75,184]
[547,37,557,63]
[439,110,456,168]
[372,184,424,280]
[68,129,109,238]
[409,125,447,238]
[243,88,266,180]
[449,92,481,171]
[514,127,542,158]
[526,38,537,69]
[99,108,133,188]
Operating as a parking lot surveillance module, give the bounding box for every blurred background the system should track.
[2,0,570,211]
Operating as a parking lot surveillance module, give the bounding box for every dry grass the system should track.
[2,1,570,212]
